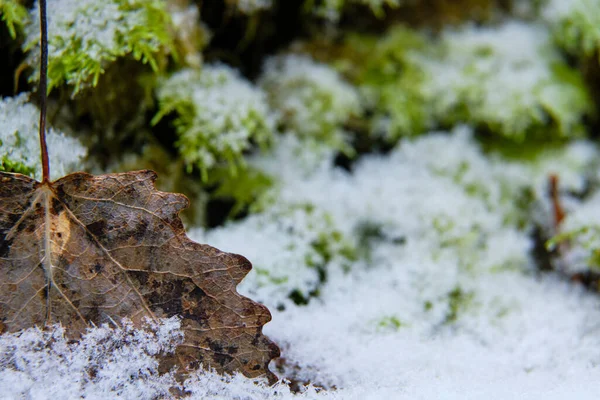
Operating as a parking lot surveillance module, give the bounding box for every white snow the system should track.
[0,318,182,399]
[0,94,87,181]
[2,119,600,398]
[190,127,600,399]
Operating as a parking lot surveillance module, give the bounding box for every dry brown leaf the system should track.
[0,169,279,382]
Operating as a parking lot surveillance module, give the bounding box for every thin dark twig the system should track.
[39,0,50,183]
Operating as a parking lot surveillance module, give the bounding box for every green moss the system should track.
[376,315,404,331]
[154,65,275,180]
[0,155,34,176]
[325,22,592,143]
[260,54,362,154]
[549,1,600,59]
[308,228,358,273]
[299,209,358,273]
[444,286,475,324]
[548,225,600,271]
[255,268,290,285]
[0,0,27,39]
[349,27,433,140]
[207,165,274,217]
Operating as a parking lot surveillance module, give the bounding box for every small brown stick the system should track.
[549,174,565,231]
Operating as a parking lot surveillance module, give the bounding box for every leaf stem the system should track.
[39,0,50,183]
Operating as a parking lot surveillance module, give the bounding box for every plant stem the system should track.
[39,0,50,183]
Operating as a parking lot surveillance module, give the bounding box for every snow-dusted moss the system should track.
[0,0,27,38]
[349,26,432,140]
[544,0,600,58]
[153,65,275,180]
[192,202,357,309]
[549,192,600,273]
[423,22,592,141]
[23,0,174,94]
[0,94,87,180]
[220,126,599,324]
[398,126,599,228]
[352,22,592,142]
[260,54,361,153]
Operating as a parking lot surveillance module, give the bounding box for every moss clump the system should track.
[427,22,592,141]
[206,165,274,217]
[259,54,361,154]
[23,0,174,95]
[349,26,432,140]
[329,22,592,143]
[154,65,275,180]
[0,156,34,176]
[545,0,600,59]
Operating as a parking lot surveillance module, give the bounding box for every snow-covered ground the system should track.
[3,127,600,399]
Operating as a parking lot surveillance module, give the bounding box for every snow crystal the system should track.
[0,94,87,180]
[0,318,182,400]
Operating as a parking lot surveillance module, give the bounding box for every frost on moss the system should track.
[193,202,357,309]
[215,126,598,318]
[423,22,592,141]
[0,0,28,38]
[549,191,600,274]
[259,54,361,154]
[23,0,174,95]
[213,128,538,330]
[0,94,87,180]
[398,126,598,228]
[350,22,592,142]
[544,0,600,58]
[154,65,275,180]
[348,26,432,140]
